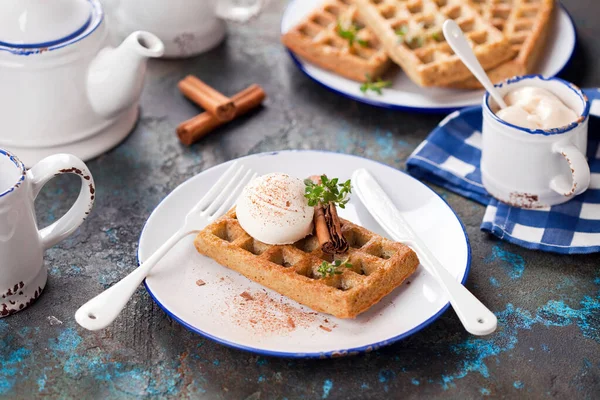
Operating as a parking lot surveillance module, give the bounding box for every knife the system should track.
[352,168,497,336]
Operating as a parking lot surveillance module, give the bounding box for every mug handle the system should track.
[215,0,263,22]
[549,142,591,197]
[28,154,95,250]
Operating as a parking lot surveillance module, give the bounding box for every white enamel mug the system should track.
[481,75,591,208]
[0,150,94,317]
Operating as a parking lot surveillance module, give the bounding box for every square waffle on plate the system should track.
[352,0,516,87]
[451,0,555,89]
[194,209,419,319]
[281,0,392,82]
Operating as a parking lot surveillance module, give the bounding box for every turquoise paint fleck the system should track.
[0,347,31,395]
[443,294,600,388]
[258,375,265,383]
[489,277,500,287]
[49,328,82,353]
[541,344,549,352]
[38,373,48,392]
[256,357,268,366]
[486,245,525,279]
[514,381,524,389]
[594,277,600,285]
[360,383,370,390]
[104,228,119,243]
[213,359,220,366]
[322,379,333,399]
[46,327,187,396]
[480,388,491,395]
[411,378,420,386]
[379,369,394,383]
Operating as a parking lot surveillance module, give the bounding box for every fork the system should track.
[75,162,255,331]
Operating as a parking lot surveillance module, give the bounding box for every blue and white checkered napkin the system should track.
[406,89,600,254]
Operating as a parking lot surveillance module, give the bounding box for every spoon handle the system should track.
[443,20,508,109]
[75,229,190,330]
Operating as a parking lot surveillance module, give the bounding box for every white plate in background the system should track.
[281,0,577,112]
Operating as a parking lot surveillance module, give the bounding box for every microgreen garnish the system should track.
[360,74,392,95]
[304,175,352,208]
[405,36,425,48]
[336,21,368,47]
[431,31,443,42]
[395,25,425,48]
[395,24,409,40]
[317,259,353,278]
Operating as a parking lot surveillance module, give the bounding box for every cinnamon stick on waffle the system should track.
[310,176,349,255]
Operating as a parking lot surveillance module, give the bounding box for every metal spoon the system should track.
[443,20,507,109]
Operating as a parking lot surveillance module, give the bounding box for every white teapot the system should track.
[104,0,263,58]
[0,0,165,167]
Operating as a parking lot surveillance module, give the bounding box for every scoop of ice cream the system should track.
[236,173,314,245]
[496,86,579,130]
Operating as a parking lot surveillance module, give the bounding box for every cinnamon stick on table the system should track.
[309,176,349,255]
[178,75,237,122]
[177,84,266,146]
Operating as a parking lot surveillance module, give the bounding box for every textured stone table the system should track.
[1,1,599,398]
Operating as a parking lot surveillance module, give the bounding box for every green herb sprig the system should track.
[395,24,409,40]
[336,21,368,47]
[304,175,352,209]
[317,259,353,278]
[431,31,443,42]
[360,74,392,95]
[395,24,425,48]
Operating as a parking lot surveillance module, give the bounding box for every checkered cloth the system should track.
[406,89,600,254]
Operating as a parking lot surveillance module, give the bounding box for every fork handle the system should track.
[75,228,191,330]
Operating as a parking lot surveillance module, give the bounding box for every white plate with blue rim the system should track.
[281,0,577,112]
[139,151,471,358]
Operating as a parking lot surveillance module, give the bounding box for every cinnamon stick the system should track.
[309,176,349,255]
[313,204,332,251]
[178,75,236,122]
[176,84,266,146]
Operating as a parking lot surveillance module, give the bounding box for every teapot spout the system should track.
[87,31,164,118]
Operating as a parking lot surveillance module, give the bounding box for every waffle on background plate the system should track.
[351,0,515,87]
[194,209,419,319]
[281,0,392,82]
[450,0,555,89]
[282,0,555,89]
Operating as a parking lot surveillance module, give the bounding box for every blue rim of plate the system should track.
[139,150,473,358]
[282,2,577,113]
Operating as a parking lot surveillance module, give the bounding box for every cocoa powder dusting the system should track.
[240,291,254,301]
[227,291,321,334]
[319,325,332,332]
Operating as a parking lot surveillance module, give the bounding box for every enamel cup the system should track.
[481,75,591,208]
[0,150,94,317]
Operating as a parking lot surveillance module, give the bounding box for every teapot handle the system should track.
[215,0,264,22]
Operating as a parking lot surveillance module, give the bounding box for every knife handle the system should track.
[407,239,498,336]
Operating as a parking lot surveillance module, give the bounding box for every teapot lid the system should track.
[0,0,93,48]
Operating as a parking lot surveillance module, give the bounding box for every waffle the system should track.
[352,0,515,87]
[451,0,554,89]
[281,0,392,82]
[194,209,419,319]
